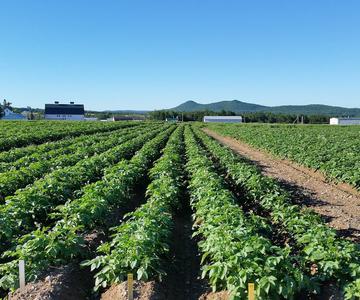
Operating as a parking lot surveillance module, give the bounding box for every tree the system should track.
[1,99,13,117]
[3,99,12,110]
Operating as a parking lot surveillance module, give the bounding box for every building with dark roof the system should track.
[44,101,85,120]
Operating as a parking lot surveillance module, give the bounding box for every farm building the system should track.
[330,117,360,125]
[45,102,85,120]
[203,116,243,123]
[1,108,27,120]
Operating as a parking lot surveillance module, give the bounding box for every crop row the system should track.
[0,122,146,170]
[0,120,90,137]
[0,124,152,200]
[0,121,136,151]
[0,130,112,173]
[84,125,184,290]
[184,126,314,299]
[0,125,176,291]
[206,123,360,189]
[194,126,360,299]
[0,121,88,138]
[0,125,171,250]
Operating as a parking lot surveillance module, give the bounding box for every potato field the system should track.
[0,121,359,300]
[206,123,360,190]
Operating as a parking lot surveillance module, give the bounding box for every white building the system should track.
[203,115,243,123]
[45,102,85,120]
[1,108,27,120]
[330,117,360,125]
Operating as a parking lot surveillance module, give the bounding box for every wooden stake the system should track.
[127,273,133,300]
[248,283,255,300]
[19,260,25,290]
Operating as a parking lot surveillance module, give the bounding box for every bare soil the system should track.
[100,282,228,300]
[100,281,165,300]
[99,166,218,300]
[100,187,211,300]
[8,264,93,300]
[199,291,231,300]
[203,128,360,243]
[159,197,209,299]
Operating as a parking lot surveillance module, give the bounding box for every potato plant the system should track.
[185,127,310,299]
[0,122,138,164]
[0,126,176,291]
[0,123,148,172]
[83,125,184,290]
[0,122,358,299]
[0,125,170,248]
[194,126,360,298]
[0,125,151,199]
[207,123,360,189]
[0,121,135,151]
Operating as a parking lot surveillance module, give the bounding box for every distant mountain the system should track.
[171,100,360,116]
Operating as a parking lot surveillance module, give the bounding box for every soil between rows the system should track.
[158,195,209,299]
[101,176,221,300]
[203,128,360,243]
[100,203,213,300]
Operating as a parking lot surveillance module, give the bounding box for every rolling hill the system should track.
[171,100,360,116]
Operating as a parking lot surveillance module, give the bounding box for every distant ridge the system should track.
[171,100,360,116]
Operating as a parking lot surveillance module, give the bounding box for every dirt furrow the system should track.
[203,128,360,242]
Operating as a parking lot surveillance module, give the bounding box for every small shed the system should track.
[203,116,242,123]
[330,118,360,125]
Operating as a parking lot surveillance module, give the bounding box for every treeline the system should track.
[85,111,146,120]
[148,110,330,124]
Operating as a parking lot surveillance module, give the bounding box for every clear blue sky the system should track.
[0,0,359,111]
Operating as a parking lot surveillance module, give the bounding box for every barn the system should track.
[330,118,360,125]
[203,116,243,123]
[45,102,85,120]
